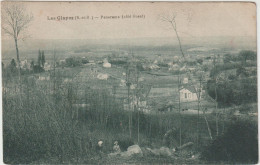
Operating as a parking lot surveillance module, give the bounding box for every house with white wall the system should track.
[179,85,200,102]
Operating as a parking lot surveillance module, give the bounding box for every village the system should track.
[5,44,256,119]
[12,48,221,114]
[2,2,257,164]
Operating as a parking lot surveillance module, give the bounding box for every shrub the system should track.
[118,137,134,151]
[200,119,258,163]
[239,104,252,114]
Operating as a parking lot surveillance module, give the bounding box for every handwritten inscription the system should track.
[47,14,145,21]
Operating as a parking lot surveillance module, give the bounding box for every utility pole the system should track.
[112,85,117,103]
[178,71,182,147]
[213,54,219,136]
[197,74,202,148]
[222,71,227,134]
[53,50,56,95]
[126,64,132,139]
[135,66,140,144]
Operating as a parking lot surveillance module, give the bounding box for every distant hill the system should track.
[2,36,256,61]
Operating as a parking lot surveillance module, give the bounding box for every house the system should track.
[103,58,111,68]
[103,62,111,68]
[21,59,29,69]
[44,62,52,71]
[97,73,109,80]
[38,75,50,81]
[120,79,126,87]
[168,64,179,71]
[149,64,160,70]
[179,85,199,102]
[60,59,66,63]
[129,95,147,111]
[88,60,96,65]
[64,78,72,83]
[97,60,103,64]
[183,77,189,84]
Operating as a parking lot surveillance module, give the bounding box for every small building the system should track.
[64,78,72,83]
[60,59,66,63]
[168,64,179,71]
[149,64,160,70]
[120,79,126,87]
[97,61,103,64]
[183,77,189,84]
[97,73,109,80]
[88,60,96,65]
[38,75,50,81]
[21,59,29,69]
[103,59,111,68]
[44,63,52,71]
[179,85,199,102]
[103,62,111,68]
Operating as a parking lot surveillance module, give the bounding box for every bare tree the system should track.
[126,63,132,139]
[2,2,33,78]
[160,14,186,59]
[160,13,210,147]
[161,13,186,147]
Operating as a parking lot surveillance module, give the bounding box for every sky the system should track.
[1,2,257,40]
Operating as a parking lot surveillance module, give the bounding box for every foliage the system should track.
[38,49,45,67]
[223,51,256,65]
[10,59,17,74]
[74,48,91,53]
[157,63,168,67]
[110,59,127,65]
[227,74,236,80]
[223,53,232,63]
[200,119,258,163]
[239,50,256,65]
[41,51,45,67]
[30,60,35,70]
[65,57,83,67]
[186,61,197,66]
[209,63,240,78]
[2,59,19,80]
[3,75,96,163]
[117,137,134,151]
[207,50,257,106]
[2,2,33,77]
[3,73,217,163]
[196,59,203,65]
[33,65,44,73]
[238,104,252,114]
[206,76,257,106]
[81,58,89,64]
[136,62,145,71]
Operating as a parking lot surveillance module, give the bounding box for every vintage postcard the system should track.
[1,1,257,164]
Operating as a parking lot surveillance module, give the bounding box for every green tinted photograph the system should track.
[1,2,257,164]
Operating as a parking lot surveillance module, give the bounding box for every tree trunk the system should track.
[137,106,140,144]
[213,55,219,137]
[203,110,213,140]
[215,84,218,136]
[14,37,21,77]
[127,80,132,139]
[197,99,200,147]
